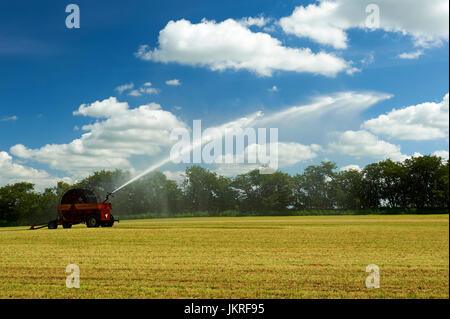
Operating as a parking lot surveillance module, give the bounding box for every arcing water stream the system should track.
[110,111,264,194]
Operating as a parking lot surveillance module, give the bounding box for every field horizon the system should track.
[0,215,448,299]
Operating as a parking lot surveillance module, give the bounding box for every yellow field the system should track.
[0,215,448,298]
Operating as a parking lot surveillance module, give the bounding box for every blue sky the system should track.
[0,0,448,189]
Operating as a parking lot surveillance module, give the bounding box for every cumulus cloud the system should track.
[433,150,449,160]
[10,97,187,176]
[340,164,362,172]
[362,93,449,140]
[135,18,350,77]
[0,151,71,190]
[329,130,407,161]
[268,85,278,92]
[279,0,449,49]
[165,79,181,86]
[280,1,350,49]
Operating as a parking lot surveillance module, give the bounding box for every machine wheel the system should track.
[86,215,100,228]
[48,220,58,229]
[62,223,72,229]
[102,215,114,227]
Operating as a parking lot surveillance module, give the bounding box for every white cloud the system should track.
[268,85,278,92]
[361,53,375,65]
[433,150,449,160]
[215,142,320,167]
[135,18,350,77]
[340,164,362,172]
[0,151,71,190]
[247,142,320,167]
[127,83,160,96]
[362,93,449,140]
[213,164,261,177]
[163,170,185,183]
[10,97,187,177]
[238,16,269,28]
[0,115,18,122]
[212,141,320,177]
[165,79,181,86]
[128,89,142,96]
[346,66,361,75]
[329,130,407,161]
[274,142,321,166]
[398,50,424,59]
[139,87,159,95]
[280,1,350,49]
[115,82,134,94]
[279,0,449,49]
[73,97,129,118]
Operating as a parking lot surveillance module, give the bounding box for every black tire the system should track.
[63,223,72,229]
[86,215,100,228]
[48,220,58,229]
[102,215,114,227]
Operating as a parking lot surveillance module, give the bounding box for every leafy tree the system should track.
[301,162,337,209]
[0,154,448,226]
[378,159,408,208]
[331,169,364,209]
[435,159,449,208]
[403,156,446,208]
[0,183,40,225]
[361,163,383,208]
[233,169,292,214]
[183,166,236,213]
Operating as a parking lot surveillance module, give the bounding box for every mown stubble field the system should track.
[0,215,448,298]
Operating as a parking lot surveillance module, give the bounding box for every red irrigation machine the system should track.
[30,188,118,230]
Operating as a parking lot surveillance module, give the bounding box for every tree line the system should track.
[0,155,448,226]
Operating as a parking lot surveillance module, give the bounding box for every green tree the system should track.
[0,183,41,225]
[331,169,364,209]
[403,155,446,208]
[361,163,383,208]
[183,166,236,213]
[233,169,292,214]
[301,162,337,209]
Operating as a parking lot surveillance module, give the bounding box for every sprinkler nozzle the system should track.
[103,192,113,203]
